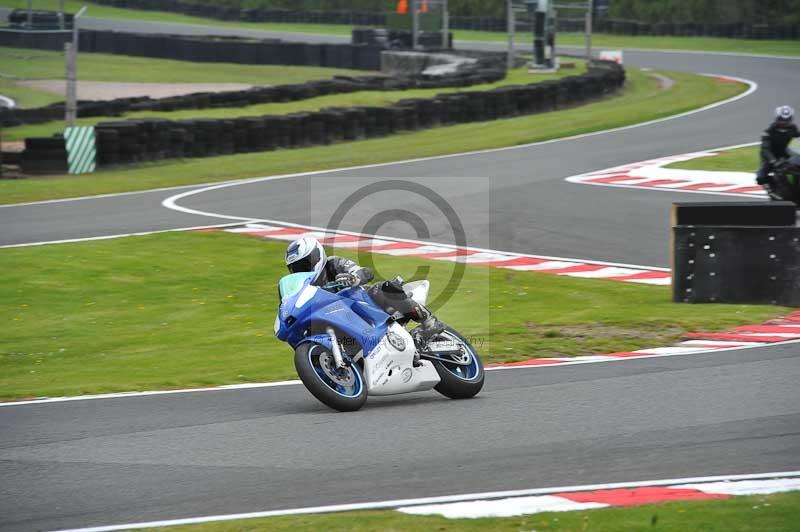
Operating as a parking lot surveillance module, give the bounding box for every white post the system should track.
[26,0,33,28]
[65,6,87,127]
[411,0,419,50]
[507,0,515,69]
[65,42,76,126]
[441,0,449,49]
[550,4,556,68]
[585,0,593,64]
[59,0,65,30]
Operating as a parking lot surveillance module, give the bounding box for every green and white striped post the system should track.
[64,126,96,174]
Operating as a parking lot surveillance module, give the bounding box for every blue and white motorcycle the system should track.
[274,272,484,411]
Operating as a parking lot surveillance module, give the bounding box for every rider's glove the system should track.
[335,272,359,288]
[774,158,789,171]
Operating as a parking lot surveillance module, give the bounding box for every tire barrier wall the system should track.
[21,136,68,175]
[83,61,623,169]
[672,202,800,306]
[0,28,384,71]
[72,3,800,40]
[0,57,506,128]
[0,76,478,128]
[6,10,74,29]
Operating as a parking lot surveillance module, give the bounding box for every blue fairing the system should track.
[275,273,390,355]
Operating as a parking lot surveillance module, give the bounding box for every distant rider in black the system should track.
[757,105,799,193]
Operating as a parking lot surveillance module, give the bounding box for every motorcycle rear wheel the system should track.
[431,327,485,399]
[295,343,367,412]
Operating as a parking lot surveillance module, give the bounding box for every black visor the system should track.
[287,247,321,273]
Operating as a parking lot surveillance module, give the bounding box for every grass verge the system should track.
[1,59,580,141]
[0,231,787,400]
[0,68,745,205]
[131,492,800,531]
[669,145,764,172]
[2,0,800,56]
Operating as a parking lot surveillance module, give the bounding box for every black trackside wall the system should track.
[673,225,800,306]
[671,202,800,306]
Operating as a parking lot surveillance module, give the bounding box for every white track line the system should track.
[0,381,302,407]
[400,477,800,518]
[160,75,757,222]
[51,471,800,532]
[486,339,800,372]
[2,74,756,212]
[4,338,797,408]
[208,219,671,272]
[565,141,767,198]
[0,221,254,249]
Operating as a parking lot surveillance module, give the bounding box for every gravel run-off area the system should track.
[15,80,260,100]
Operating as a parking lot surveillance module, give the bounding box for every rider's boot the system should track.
[410,305,446,367]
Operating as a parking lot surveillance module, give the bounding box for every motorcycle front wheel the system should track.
[294,342,367,412]
[430,327,485,399]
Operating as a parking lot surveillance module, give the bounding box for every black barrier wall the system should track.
[83,61,623,168]
[0,29,384,70]
[673,226,800,306]
[0,64,505,128]
[20,136,68,175]
[7,10,74,29]
[672,202,800,306]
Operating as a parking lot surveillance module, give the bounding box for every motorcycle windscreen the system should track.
[279,271,316,299]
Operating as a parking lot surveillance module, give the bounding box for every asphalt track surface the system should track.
[1,345,799,532]
[1,12,799,532]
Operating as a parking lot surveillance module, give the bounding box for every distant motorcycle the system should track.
[274,272,484,412]
[764,152,800,207]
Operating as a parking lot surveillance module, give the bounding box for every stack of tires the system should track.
[7,9,74,29]
[3,68,506,129]
[21,137,68,175]
[94,122,141,165]
[1,103,64,127]
[83,61,624,169]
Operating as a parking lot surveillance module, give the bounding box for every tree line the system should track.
[187,0,800,25]
[608,0,800,25]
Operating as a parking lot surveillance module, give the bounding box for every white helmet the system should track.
[285,236,327,281]
[775,105,795,121]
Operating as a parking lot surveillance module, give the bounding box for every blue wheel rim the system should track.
[308,345,364,398]
[437,331,481,381]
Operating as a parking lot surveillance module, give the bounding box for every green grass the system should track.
[0,68,746,205]
[1,59,580,141]
[0,231,786,400]
[668,144,800,173]
[0,45,369,109]
[132,492,800,532]
[2,1,800,56]
[0,46,367,84]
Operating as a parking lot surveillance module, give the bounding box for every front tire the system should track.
[294,343,367,412]
[431,327,485,399]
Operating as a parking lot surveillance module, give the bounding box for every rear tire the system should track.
[294,343,367,412]
[431,327,485,400]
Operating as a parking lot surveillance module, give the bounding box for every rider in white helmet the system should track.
[285,236,445,344]
[757,105,799,188]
